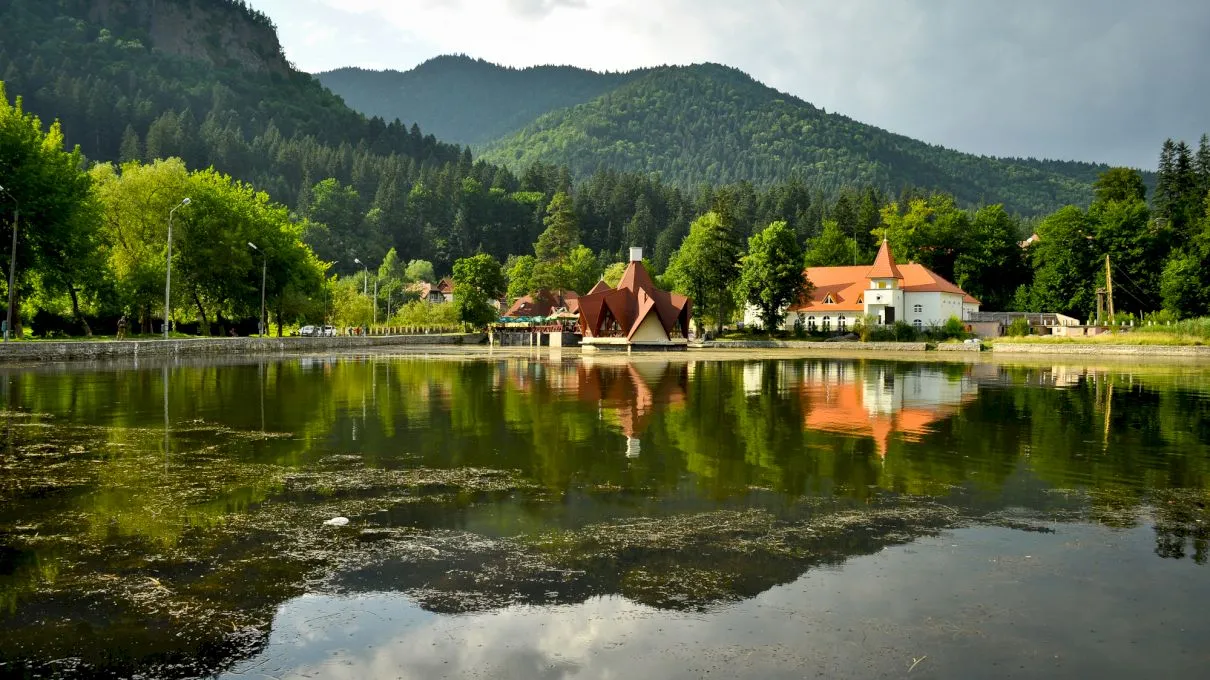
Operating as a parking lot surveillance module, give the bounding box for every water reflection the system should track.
[0,354,1209,678]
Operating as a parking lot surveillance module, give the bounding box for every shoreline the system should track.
[1,335,1207,365]
[0,333,487,363]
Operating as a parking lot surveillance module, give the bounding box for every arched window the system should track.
[822,316,831,331]
[913,319,923,329]
[838,316,847,331]
[913,304,923,314]
[808,316,817,331]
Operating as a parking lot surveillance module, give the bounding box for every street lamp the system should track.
[248,242,267,337]
[354,258,368,295]
[0,185,17,342]
[164,197,191,339]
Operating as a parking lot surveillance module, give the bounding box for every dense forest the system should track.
[2,0,1209,339]
[318,56,644,147]
[480,64,1128,216]
[318,55,1135,216]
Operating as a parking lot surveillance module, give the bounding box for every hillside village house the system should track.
[744,240,980,332]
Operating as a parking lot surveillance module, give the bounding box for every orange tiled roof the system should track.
[787,263,980,313]
[866,240,903,280]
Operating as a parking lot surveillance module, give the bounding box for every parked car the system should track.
[299,325,336,337]
[299,325,317,337]
[320,325,336,337]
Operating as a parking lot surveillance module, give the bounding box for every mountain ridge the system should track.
[320,54,1135,214]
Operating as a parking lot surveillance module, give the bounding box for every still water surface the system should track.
[1,352,1208,678]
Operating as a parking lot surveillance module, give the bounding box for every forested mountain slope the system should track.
[0,0,462,204]
[477,63,1121,215]
[317,56,644,146]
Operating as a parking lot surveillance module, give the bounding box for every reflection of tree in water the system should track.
[1153,491,1209,564]
[4,357,1210,677]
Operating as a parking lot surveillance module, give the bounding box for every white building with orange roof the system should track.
[743,240,980,332]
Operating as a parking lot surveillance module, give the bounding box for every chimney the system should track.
[629,247,643,262]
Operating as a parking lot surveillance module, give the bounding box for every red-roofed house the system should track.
[744,240,980,332]
[504,289,580,318]
[577,248,692,350]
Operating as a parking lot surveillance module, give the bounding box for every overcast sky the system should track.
[246,0,1209,169]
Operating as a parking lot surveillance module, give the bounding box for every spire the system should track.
[866,239,903,280]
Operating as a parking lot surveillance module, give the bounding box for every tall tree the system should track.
[664,211,741,335]
[452,253,505,328]
[737,221,809,331]
[803,219,855,267]
[953,205,1028,312]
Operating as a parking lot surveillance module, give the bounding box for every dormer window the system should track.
[823,294,836,305]
[857,295,864,304]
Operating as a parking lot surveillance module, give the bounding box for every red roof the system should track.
[788,263,980,313]
[504,289,579,317]
[577,260,691,341]
[866,240,903,280]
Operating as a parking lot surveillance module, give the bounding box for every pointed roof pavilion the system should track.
[577,248,692,349]
[865,239,903,281]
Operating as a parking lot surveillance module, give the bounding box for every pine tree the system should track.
[1195,133,1210,201]
[1153,138,1178,222]
[118,124,142,164]
[1174,141,1198,234]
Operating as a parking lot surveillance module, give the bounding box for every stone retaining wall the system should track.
[0,334,487,363]
[990,343,1210,358]
[698,340,931,351]
[935,343,984,352]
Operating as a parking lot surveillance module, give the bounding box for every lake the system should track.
[1,351,1208,678]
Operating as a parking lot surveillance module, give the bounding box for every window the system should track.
[838,316,847,331]
[823,294,835,304]
[822,316,831,331]
[878,281,887,290]
[913,319,923,329]
[808,316,817,331]
[913,304,923,314]
[857,295,864,304]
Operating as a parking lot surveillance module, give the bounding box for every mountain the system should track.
[478,63,1121,215]
[0,0,463,200]
[316,55,644,147]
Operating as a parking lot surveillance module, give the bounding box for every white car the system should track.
[299,325,317,337]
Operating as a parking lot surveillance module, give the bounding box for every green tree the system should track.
[404,259,436,283]
[452,253,505,328]
[534,191,579,263]
[1,83,102,335]
[664,211,741,335]
[505,254,537,302]
[737,221,809,331]
[602,262,627,287]
[1093,167,1147,204]
[1026,206,1098,318]
[953,205,1028,311]
[803,219,854,267]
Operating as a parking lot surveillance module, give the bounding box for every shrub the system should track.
[892,321,917,341]
[1006,317,1031,337]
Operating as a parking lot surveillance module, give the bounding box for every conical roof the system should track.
[866,239,903,280]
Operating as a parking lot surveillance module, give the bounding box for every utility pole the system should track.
[0,184,18,342]
[1105,255,1115,323]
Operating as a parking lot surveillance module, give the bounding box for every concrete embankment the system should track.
[0,334,486,363]
[695,340,932,351]
[989,343,1210,358]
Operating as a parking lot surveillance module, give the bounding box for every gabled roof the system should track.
[866,240,903,280]
[587,279,612,295]
[504,289,579,318]
[787,263,980,313]
[437,278,454,294]
[578,259,691,342]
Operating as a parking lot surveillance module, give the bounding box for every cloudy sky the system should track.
[245,0,1208,168]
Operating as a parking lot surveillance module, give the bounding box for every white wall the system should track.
[903,292,964,329]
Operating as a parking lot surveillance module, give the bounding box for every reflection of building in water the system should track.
[575,359,688,456]
[797,362,978,457]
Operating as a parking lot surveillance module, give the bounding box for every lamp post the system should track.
[248,242,267,337]
[354,257,372,327]
[0,185,17,342]
[164,197,191,339]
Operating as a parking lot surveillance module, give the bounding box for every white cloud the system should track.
[247,0,1210,167]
